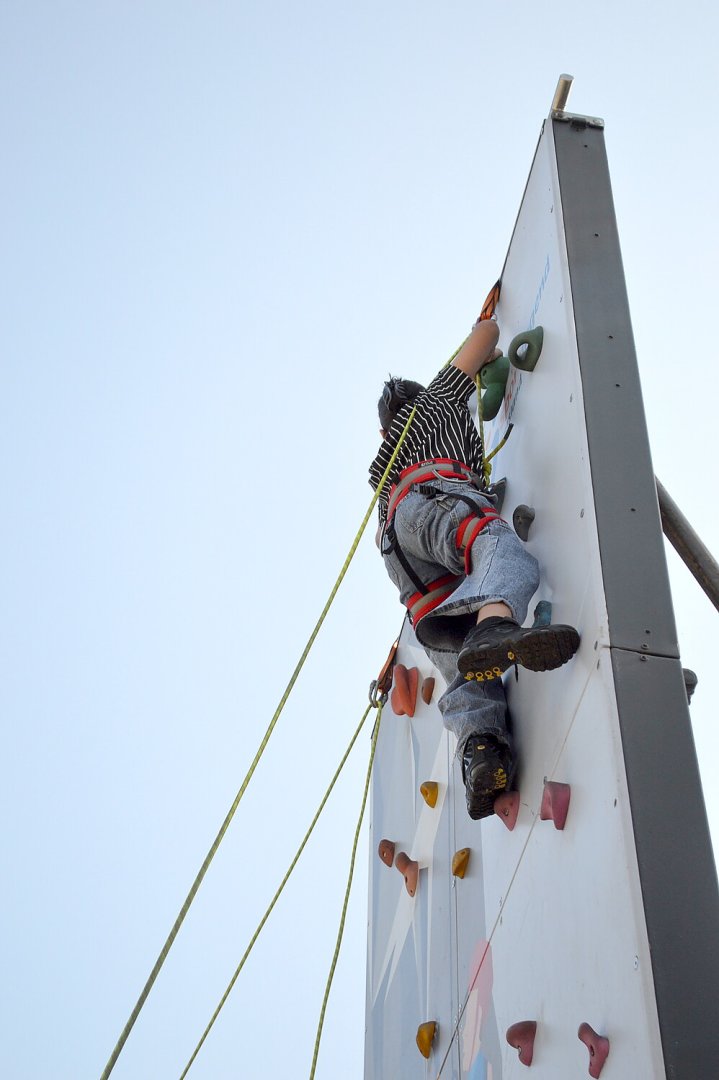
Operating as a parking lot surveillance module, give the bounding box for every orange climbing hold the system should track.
[420,781,438,808]
[395,851,419,897]
[416,1020,437,1058]
[494,791,520,830]
[540,781,571,830]
[390,664,419,717]
[378,839,395,867]
[506,1020,537,1067]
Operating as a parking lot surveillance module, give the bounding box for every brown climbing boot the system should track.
[458,616,579,681]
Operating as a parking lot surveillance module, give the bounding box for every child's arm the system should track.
[452,319,500,378]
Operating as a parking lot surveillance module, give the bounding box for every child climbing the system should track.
[369,318,580,819]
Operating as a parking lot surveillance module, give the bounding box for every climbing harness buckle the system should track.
[385,458,480,524]
[370,636,400,707]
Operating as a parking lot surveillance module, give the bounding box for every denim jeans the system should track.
[381,478,540,754]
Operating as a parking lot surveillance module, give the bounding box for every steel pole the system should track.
[656,477,719,613]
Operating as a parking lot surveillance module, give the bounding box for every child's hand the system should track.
[479,346,503,368]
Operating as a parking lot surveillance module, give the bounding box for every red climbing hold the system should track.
[378,839,396,867]
[578,1022,610,1078]
[395,851,419,897]
[494,791,520,830]
[506,1020,537,1067]
[391,664,419,717]
[540,781,571,830]
[421,676,436,705]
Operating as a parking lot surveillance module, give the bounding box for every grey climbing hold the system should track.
[513,504,535,541]
[683,668,698,704]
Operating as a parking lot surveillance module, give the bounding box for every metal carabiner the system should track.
[368,679,388,708]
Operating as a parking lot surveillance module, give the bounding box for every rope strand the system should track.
[99,412,416,1080]
[309,705,383,1079]
[179,703,375,1078]
[475,373,492,486]
[101,332,468,1079]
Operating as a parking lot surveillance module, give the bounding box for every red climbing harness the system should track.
[385,458,479,524]
[384,458,504,626]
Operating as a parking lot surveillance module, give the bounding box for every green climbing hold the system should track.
[508,326,544,372]
[479,353,510,420]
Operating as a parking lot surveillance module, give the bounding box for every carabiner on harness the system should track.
[368,679,387,708]
[369,634,402,707]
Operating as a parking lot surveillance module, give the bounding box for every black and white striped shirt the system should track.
[368,364,485,523]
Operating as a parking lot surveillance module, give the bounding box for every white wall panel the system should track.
[365,114,719,1080]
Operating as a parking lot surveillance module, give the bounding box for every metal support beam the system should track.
[656,477,719,613]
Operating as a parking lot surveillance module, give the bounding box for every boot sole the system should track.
[464,742,515,820]
[459,625,580,681]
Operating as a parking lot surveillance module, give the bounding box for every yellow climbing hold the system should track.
[452,848,471,879]
[416,1020,438,1058]
[420,781,439,808]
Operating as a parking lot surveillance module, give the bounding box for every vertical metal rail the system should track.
[554,114,719,1079]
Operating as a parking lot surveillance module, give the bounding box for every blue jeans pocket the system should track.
[396,492,437,534]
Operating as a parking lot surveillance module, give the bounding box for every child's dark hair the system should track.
[378,376,425,431]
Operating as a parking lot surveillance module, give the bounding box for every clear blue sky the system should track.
[2,3,717,1078]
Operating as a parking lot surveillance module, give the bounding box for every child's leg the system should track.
[438,672,517,821]
[438,671,512,758]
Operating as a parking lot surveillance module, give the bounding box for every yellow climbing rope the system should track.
[178,701,377,1078]
[309,703,383,1079]
[484,424,513,469]
[100,408,417,1080]
[101,332,482,1079]
[475,373,492,486]
[475,369,514,484]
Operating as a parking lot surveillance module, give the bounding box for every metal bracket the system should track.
[552,110,605,129]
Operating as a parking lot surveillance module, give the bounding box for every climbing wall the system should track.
[365,112,719,1078]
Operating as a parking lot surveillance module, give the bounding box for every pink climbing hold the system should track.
[494,791,520,830]
[578,1022,610,1078]
[540,781,571,830]
[391,664,420,718]
[394,851,419,897]
[506,1020,537,1067]
[378,839,396,867]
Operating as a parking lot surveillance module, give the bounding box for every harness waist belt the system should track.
[386,457,480,524]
